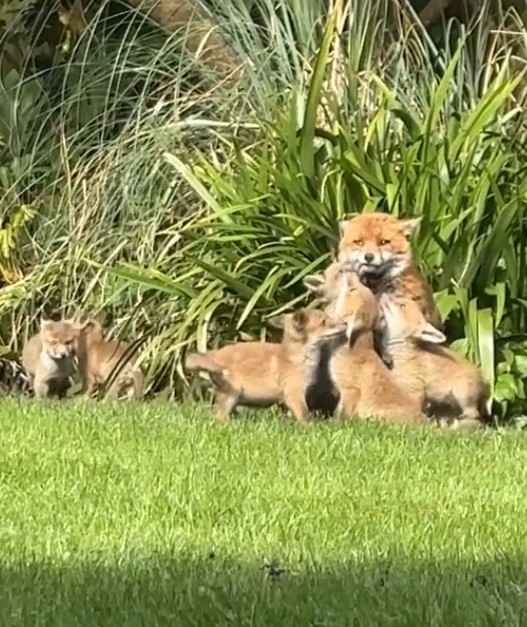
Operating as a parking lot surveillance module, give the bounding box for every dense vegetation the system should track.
[1,0,527,420]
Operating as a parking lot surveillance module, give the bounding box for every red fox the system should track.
[328,271,429,426]
[380,295,490,428]
[22,318,84,399]
[76,319,144,400]
[184,309,346,422]
[337,212,442,368]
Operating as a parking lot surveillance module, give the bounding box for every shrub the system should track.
[106,1,527,420]
[1,0,527,420]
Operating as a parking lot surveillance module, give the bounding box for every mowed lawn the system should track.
[2,399,527,626]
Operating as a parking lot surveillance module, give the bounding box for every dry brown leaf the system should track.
[58,0,88,36]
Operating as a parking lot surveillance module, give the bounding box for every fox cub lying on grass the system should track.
[22,316,144,401]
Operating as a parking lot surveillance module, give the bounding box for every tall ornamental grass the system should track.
[1,0,527,418]
[105,1,527,419]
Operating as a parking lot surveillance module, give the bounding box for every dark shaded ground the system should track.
[0,553,526,626]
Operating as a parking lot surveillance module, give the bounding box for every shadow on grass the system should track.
[0,553,525,626]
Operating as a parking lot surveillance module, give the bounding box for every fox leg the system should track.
[33,376,51,399]
[83,376,98,398]
[127,370,144,400]
[282,386,310,423]
[335,387,360,420]
[213,392,238,421]
[78,359,97,398]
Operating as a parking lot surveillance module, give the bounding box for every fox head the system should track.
[303,261,345,302]
[40,318,82,360]
[337,212,422,282]
[380,296,446,345]
[331,271,380,341]
[268,308,346,346]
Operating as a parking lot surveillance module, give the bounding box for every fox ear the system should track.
[74,318,95,332]
[303,273,325,294]
[400,216,422,239]
[345,315,359,340]
[338,220,351,238]
[416,323,446,344]
[267,315,285,330]
[40,317,52,329]
[291,310,308,329]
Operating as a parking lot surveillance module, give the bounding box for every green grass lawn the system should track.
[1,398,527,626]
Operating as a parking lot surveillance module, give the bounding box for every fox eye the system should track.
[353,239,364,246]
[379,239,391,245]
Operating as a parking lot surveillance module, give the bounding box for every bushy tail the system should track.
[479,381,494,425]
[184,352,224,375]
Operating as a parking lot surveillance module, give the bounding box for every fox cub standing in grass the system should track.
[76,318,144,400]
[324,270,429,426]
[335,212,442,368]
[184,309,346,422]
[22,318,86,399]
[381,295,490,429]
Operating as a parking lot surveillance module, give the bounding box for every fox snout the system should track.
[359,249,394,271]
[47,344,73,360]
[340,249,392,274]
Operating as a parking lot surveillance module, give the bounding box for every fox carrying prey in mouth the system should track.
[336,212,443,367]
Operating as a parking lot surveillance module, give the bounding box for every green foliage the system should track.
[0,0,527,419]
[104,1,527,419]
[0,0,240,389]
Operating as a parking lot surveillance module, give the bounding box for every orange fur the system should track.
[328,272,429,426]
[76,319,144,400]
[337,212,442,330]
[22,318,84,399]
[303,261,345,303]
[184,309,346,422]
[381,295,490,428]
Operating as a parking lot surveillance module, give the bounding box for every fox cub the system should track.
[336,212,442,367]
[381,295,490,428]
[185,309,346,422]
[327,271,428,426]
[76,318,144,400]
[22,318,85,399]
